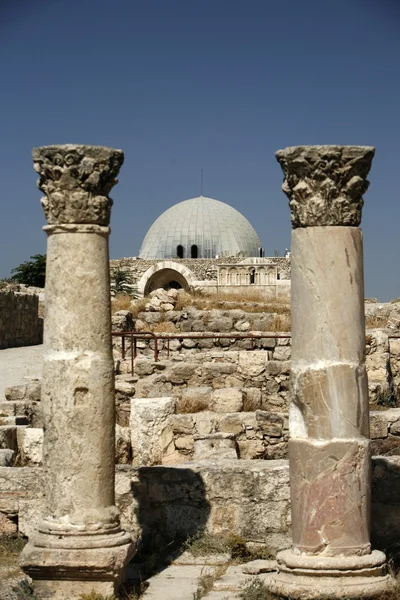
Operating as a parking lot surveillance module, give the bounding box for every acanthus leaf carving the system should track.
[276,145,375,228]
[32,144,124,226]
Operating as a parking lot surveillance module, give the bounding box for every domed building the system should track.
[139,196,262,259]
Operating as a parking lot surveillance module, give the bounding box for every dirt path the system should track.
[0,345,43,400]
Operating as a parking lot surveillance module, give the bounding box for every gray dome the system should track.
[139,196,262,259]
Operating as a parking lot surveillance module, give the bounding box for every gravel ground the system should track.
[0,345,43,401]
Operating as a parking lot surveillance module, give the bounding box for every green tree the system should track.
[110,267,135,296]
[11,254,46,288]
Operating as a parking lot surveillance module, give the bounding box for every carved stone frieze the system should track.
[275,145,375,228]
[32,144,124,226]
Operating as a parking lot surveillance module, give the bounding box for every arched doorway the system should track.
[137,261,197,297]
[191,244,198,258]
[144,269,189,295]
[177,245,184,258]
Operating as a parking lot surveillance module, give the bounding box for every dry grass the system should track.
[174,290,290,314]
[193,564,227,599]
[365,315,389,329]
[184,532,274,562]
[130,297,148,317]
[112,294,133,314]
[271,314,290,332]
[79,587,144,600]
[0,535,26,568]
[152,321,177,333]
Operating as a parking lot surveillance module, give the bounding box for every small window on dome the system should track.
[177,245,184,258]
[191,245,198,258]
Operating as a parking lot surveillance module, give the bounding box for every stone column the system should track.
[268,146,392,598]
[20,145,135,598]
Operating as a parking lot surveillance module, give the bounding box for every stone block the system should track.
[0,402,17,416]
[371,435,400,456]
[243,388,262,411]
[193,433,237,460]
[235,320,250,332]
[0,449,15,466]
[272,346,291,361]
[208,316,234,332]
[0,426,18,451]
[370,413,389,439]
[0,512,18,535]
[174,435,194,452]
[111,310,134,332]
[194,411,217,435]
[130,397,175,466]
[203,362,237,377]
[251,314,275,331]
[211,388,243,412]
[0,466,43,517]
[170,414,195,435]
[238,352,267,377]
[218,412,256,435]
[4,380,41,402]
[177,387,212,413]
[134,357,156,376]
[182,338,197,349]
[115,425,131,464]
[256,411,284,437]
[237,439,266,459]
[17,428,43,465]
[166,362,197,383]
[390,419,400,436]
[115,378,136,397]
[265,360,291,377]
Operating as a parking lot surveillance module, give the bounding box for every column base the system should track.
[20,531,136,600]
[267,549,393,599]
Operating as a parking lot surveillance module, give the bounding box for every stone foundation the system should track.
[0,291,42,349]
[2,456,400,556]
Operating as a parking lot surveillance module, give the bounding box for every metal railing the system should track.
[112,332,400,376]
[111,331,291,375]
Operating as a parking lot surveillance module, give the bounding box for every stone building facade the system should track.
[110,256,291,298]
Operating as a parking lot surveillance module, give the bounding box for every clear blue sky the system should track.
[1,0,399,300]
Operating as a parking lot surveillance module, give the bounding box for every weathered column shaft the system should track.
[268,145,392,599]
[20,145,134,599]
[43,226,115,521]
[290,226,370,556]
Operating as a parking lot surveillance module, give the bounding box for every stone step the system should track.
[0,400,33,417]
[0,449,15,466]
[0,426,27,452]
[1,416,30,426]
[4,380,41,403]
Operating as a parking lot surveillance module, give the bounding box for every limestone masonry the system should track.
[2,143,399,600]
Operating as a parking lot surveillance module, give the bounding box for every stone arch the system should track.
[137,261,197,297]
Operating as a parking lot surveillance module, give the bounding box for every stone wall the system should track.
[113,328,395,405]
[0,291,43,349]
[110,256,291,284]
[4,377,400,468]
[2,456,400,554]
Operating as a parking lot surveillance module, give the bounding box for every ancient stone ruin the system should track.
[19,145,134,597]
[269,145,392,597]
[1,144,400,599]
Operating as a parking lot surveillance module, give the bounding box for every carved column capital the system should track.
[275,145,375,228]
[33,144,124,226]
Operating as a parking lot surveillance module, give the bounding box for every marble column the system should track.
[20,145,135,598]
[268,146,392,598]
